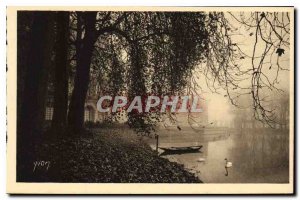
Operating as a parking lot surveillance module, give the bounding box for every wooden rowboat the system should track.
[159,145,203,155]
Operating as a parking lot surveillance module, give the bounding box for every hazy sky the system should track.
[195,12,291,124]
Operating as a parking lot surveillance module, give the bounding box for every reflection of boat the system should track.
[159,145,203,155]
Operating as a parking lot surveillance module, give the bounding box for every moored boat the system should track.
[159,145,203,155]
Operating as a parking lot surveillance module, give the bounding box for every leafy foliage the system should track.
[67,11,290,132]
[84,12,223,134]
[20,129,201,183]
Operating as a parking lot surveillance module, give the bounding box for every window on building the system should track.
[84,106,94,122]
[45,107,53,121]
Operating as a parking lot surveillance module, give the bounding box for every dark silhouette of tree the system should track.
[17,11,56,181]
[51,12,70,133]
[67,12,99,133]
[66,11,290,133]
[18,11,291,137]
[19,12,55,138]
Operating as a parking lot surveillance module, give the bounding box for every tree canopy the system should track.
[68,11,290,133]
[18,11,291,136]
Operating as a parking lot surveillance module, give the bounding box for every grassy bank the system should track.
[20,128,202,183]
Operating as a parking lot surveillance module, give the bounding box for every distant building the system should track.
[45,95,209,126]
[45,95,109,122]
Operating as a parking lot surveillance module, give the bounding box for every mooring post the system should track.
[155,134,159,153]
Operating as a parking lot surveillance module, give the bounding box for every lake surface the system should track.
[148,127,289,183]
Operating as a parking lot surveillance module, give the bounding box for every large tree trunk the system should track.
[67,12,97,134]
[19,11,55,139]
[17,12,33,139]
[17,11,55,181]
[51,12,70,133]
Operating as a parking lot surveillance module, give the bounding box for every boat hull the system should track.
[159,145,203,156]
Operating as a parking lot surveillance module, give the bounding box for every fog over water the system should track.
[147,12,291,183]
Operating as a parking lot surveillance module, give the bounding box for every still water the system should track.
[149,127,289,183]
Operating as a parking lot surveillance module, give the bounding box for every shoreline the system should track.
[17,127,202,183]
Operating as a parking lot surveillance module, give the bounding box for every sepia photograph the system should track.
[6,6,294,194]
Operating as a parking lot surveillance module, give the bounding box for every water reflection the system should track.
[149,128,289,183]
[225,167,229,176]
